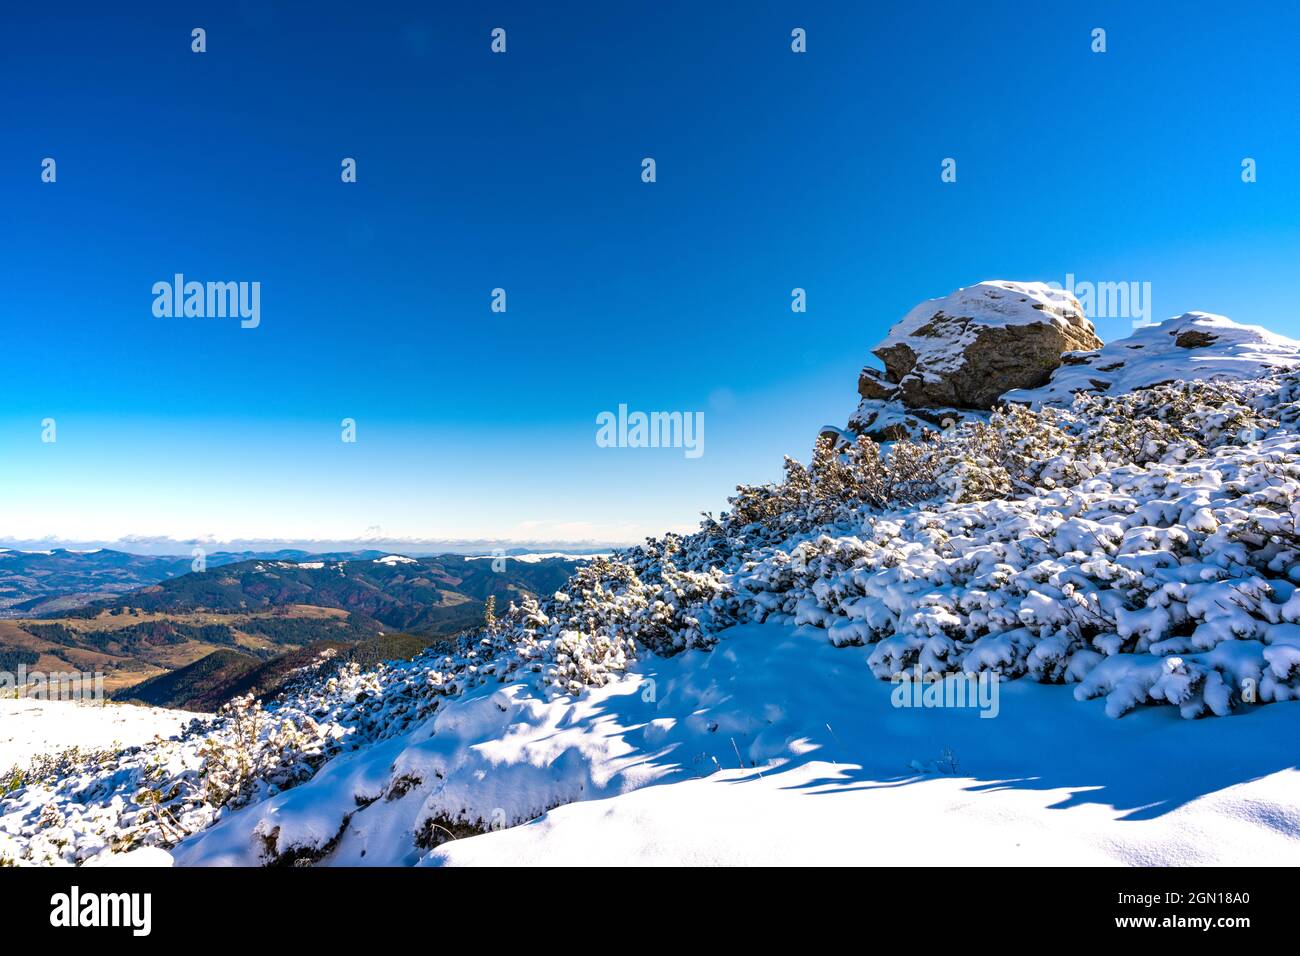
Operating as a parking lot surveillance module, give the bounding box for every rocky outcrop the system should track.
[863,280,1101,410]
[835,285,1300,445]
[845,280,1101,441]
[836,401,983,444]
[1004,311,1300,407]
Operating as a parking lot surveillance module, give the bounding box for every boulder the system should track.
[840,280,1101,442]
[868,280,1102,410]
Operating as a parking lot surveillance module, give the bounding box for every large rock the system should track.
[864,280,1102,410]
[835,280,1102,442]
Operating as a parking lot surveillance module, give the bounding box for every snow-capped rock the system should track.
[865,280,1101,409]
[849,280,1101,440]
[1005,311,1300,407]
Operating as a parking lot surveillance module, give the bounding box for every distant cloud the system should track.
[507,518,693,543]
[0,533,639,557]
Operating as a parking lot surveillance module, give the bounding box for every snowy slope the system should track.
[7,363,1300,867]
[429,627,1300,867]
[0,698,200,770]
[173,622,1300,867]
[1006,312,1300,407]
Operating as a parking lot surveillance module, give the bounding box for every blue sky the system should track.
[3,1,1300,548]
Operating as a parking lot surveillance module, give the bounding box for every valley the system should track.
[0,553,585,710]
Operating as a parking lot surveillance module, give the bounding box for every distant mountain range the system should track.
[0,547,393,617]
[0,547,590,618]
[68,553,580,633]
[0,535,624,558]
[0,550,589,711]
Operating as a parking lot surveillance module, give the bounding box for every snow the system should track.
[0,698,199,771]
[427,759,1300,867]
[169,622,1300,867]
[876,280,1090,373]
[847,400,983,439]
[1006,312,1300,407]
[374,555,417,565]
[81,847,174,867]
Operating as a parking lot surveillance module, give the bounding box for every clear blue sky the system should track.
[3,0,1299,547]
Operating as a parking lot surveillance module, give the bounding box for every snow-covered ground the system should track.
[1006,311,1300,406]
[0,698,199,770]
[171,621,1300,867]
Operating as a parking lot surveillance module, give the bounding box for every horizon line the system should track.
[0,534,640,557]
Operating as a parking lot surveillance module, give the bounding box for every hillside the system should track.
[0,606,381,695]
[114,649,264,713]
[5,282,1300,867]
[116,634,437,712]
